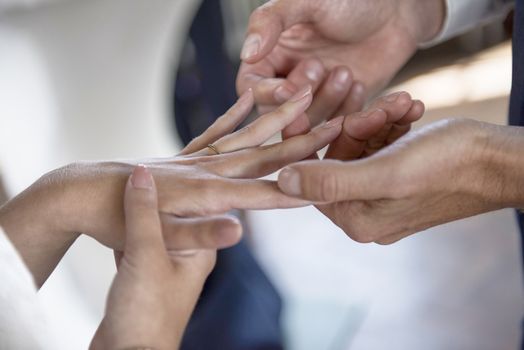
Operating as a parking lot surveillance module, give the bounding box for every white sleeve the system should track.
[420,0,515,48]
[0,226,60,350]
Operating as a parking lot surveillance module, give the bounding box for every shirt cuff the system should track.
[419,0,515,48]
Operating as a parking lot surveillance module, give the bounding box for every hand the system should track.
[89,166,212,350]
[278,118,524,244]
[237,0,445,126]
[0,87,344,286]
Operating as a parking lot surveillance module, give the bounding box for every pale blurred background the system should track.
[0,1,522,349]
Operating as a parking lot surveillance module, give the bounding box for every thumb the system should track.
[277,158,394,202]
[124,165,165,259]
[241,0,309,63]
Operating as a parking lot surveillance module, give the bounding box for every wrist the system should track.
[400,0,446,44]
[55,161,131,248]
[471,123,524,209]
[0,169,79,286]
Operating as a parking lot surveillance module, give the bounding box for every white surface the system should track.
[249,207,523,350]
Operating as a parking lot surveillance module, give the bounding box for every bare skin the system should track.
[0,87,344,287]
[278,118,524,244]
[237,0,445,127]
[0,88,347,349]
[89,166,212,350]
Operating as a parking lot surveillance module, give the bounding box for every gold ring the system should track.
[206,144,221,155]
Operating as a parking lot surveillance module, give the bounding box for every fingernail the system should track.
[274,85,295,103]
[279,168,301,196]
[334,69,350,89]
[351,82,365,98]
[306,62,323,82]
[131,164,153,189]
[170,250,198,257]
[289,85,312,102]
[239,88,253,102]
[324,116,344,128]
[240,34,261,60]
[358,108,381,118]
[386,92,402,102]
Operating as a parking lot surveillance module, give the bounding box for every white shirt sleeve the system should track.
[420,0,515,48]
[0,226,59,350]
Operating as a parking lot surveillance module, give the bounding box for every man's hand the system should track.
[90,165,213,350]
[278,118,524,244]
[237,0,445,126]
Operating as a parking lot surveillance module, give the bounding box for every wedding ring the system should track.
[206,143,221,155]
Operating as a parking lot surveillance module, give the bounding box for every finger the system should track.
[363,92,415,155]
[161,214,242,250]
[208,116,343,178]
[385,100,425,145]
[306,66,353,126]
[367,91,414,123]
[325,91,415,160]
[281,111,319,161]
[179,89,254,155]
[277,157,395,202]
[248,76,298,107]
[282,58,327,102]
[333,81,367,116]
[124,165,166,260]
[212,85,312,152]
[240,1,308,63]
[324,109,388,160]
[396,99,425,126]
[237,58,327,111]
[281,112,311,139]
[281,58,329,135]
[171,179,312,217]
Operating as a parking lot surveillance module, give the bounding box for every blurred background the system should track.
[0,0,522,349]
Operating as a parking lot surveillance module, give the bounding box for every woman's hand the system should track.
[278,118,524,244]
[0,86,343,286]
[89,166,212,350]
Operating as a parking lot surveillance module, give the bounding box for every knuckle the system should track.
[127,193,157,212]
[238,124,254,136]
[251,4,272,22]
[273,104,289,120]
[318,171,339,202]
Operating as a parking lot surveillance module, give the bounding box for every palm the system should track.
[268,20,415,95]
[244,0,419,97]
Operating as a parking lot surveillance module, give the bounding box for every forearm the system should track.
[0,161,131,287]
[0,171,78,287]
